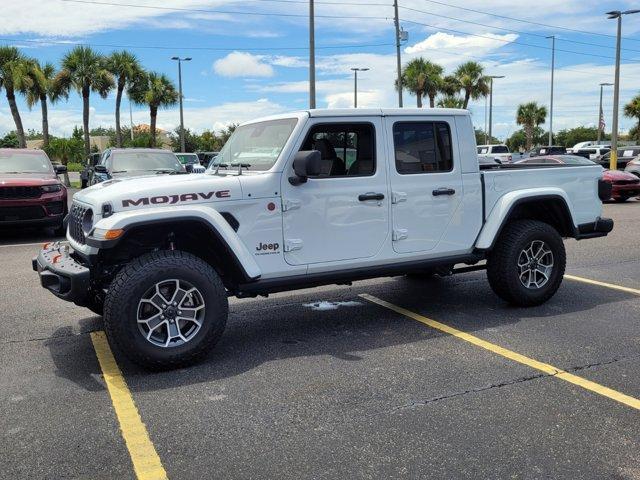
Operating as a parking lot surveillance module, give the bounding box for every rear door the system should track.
[385,116,463,254]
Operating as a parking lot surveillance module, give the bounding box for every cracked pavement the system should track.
[1,200,639,479]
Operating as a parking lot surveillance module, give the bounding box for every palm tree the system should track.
[623,94,640,142]
[398,58,443,108]
[454,61,490,109]
[437,95,464,108]
[440,75,461,97]
[129,71,178,148]
[56,46,114,157]
[25,61,64,148]
[107,51,142,147]
[516,101,547,150]
[0,47,35,148]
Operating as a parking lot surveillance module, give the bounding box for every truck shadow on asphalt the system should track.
[45,273,635,393]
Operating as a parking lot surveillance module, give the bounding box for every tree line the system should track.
[0,46,177,157]
[399,56,640,150]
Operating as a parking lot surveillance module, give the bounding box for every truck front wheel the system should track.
[487,220,566,307]
[103,250,228,370]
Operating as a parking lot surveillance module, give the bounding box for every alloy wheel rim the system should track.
[517,240,554,289]
[137,279,205,348]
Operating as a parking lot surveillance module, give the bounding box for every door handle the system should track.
[432,188,456,196]
[358,192,385,201]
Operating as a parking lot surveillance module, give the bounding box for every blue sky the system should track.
[1,0,640,140]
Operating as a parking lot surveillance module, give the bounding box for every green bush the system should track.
[66,162,84,172]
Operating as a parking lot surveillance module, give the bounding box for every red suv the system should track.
[0,149,68,233]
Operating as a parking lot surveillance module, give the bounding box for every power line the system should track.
[58,0,391,19]
[0,37,394,52]
[400,18,638,62]
[399,5,640,54]
[414,0,640,43]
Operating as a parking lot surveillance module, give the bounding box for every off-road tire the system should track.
[104,250,228,370]
[487,220,566,307]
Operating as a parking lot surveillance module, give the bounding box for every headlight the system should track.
[41,184,62,193]
[81,208,94,237]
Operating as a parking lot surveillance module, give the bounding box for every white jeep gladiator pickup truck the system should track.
[33,108,613,369]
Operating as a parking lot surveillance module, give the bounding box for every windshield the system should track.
[213,118,297,171]
[0,150,53,173]
[175,153,199,165]
[111,151,184,172]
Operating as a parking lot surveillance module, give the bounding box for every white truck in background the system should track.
[477,144,514,165]
[34,108,613,369]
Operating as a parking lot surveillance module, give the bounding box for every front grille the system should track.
[69,202,88,244]
[0,186,41,199]
[0,206,45,221]
[613,179,640,185]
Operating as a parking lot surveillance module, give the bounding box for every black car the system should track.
[85,148,186,186]
[529,146,567,157]
[597,147,640,170]
[197,151,220,168]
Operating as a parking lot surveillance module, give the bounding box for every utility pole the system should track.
[547,35,555,146]
[171,56,192,153]
[309,0,316,109]
[598,82,614,143]
[484,95,488,144]
[607,10,639,169]
[393,0,403,108]
[351,68,369,108]
[488,75,504,144]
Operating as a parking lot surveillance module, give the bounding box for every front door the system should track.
[281,118,389,266]
[386,117,463,254]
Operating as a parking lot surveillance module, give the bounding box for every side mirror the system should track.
[94,165,107,173]
[54,164,67,174]
[289,150,322,185]
[185,163,194,173]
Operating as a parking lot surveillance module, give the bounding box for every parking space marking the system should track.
[91,331,168,480]
[360,294,640,411]
[565,274,640,296]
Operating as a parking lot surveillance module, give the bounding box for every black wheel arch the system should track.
[94,216,255,290]
[484,195,576,251]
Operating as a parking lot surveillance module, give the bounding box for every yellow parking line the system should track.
[91,331,168,480]
[564,274,640,296]
[359,294,640,411]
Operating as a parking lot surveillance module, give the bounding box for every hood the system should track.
[74,173,242,212]
[603,169,638,181]
[0,172,59,186]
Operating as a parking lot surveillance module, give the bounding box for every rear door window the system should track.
[393,121,453,174]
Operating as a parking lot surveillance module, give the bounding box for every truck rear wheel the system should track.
[487,220,566,307]
[103,250,228,370]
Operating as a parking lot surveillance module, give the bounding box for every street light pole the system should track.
[547,35,555,146]
[598,82,614,143]
[393,0,403,108]
[606,10,639,170]
[171,56,192,153]
[309,0,316,109]
[488,75,504,144]
[351,68,369,108]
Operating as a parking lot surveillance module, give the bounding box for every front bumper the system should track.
[32,242,90,305]
[611,184,640,198]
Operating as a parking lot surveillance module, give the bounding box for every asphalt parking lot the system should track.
[1,195,639,479]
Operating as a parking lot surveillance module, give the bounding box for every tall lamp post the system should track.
[546,35,555,146]
[598,82,614,143]
[351,68,369,108]
[171,56,192,153]
[606,10,640,170]
[487,75,505,144]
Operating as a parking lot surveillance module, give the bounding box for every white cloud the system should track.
[405,32,518,56]
[213,52,274,78]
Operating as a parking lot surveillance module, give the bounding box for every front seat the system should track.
[313,139,346,176]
